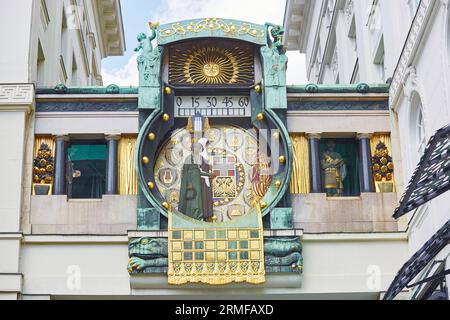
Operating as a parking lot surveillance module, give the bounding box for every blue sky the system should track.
[101,0,306,86]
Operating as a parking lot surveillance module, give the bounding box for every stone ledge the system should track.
[30,195,137,235]
[130,273,302,290]
[0,273,23,293]
[292,193,400,233]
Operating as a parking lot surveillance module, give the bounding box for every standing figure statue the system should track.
[135,22,163,109]
[135,22,162,87]
[261,23,288,86]
[178,117,215,221]
[261,23,288,110]
[321,141,347,197]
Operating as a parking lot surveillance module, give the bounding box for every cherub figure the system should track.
[135,22,159,54]
[135,22,162,87]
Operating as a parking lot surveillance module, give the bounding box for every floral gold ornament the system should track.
[32,142,54,195]
[159,18,265,39]
[169,40,254,86]
[372,141,395,182]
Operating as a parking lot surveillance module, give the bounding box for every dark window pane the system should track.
[67,142,107,199]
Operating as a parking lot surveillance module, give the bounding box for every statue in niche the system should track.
[178,115,216,221]
[320,141,347,197]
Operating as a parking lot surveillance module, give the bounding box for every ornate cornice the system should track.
[0,84,34,112]
[389,0,437,107]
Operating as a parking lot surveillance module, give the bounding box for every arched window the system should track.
[410,93,427,167]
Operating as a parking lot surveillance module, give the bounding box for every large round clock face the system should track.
[153,125,272,222]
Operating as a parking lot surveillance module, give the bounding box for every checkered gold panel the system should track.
[168,227,265,285]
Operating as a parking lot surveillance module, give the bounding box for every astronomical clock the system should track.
[129,18,302,285]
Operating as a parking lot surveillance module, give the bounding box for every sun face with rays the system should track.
[169,41,255,86]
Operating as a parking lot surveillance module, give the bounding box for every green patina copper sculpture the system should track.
[135,23,163,109]
[261,23,288,110]
[128,238,168,273]
[128,237,303,274]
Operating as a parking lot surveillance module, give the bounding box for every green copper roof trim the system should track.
[157,18,267,45]
[36,84,139,95]
[36,83,389,96]
[287,83,389,94]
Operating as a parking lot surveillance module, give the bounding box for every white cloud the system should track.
[101,0,307,86]
[102,53,139,86]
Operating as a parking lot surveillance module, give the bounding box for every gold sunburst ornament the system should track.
[169,40,254,86]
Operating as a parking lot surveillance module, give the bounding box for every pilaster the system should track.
[0,83,34,299]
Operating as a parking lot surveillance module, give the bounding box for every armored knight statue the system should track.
[321,141,347,197]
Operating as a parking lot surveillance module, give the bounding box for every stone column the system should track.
[105,135,120,195]
[357,133,375,193]
[53,135,69,195]
[307,133,322,193]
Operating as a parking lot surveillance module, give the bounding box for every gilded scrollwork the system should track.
[159,18,265,38]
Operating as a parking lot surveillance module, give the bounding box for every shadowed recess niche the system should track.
[168,39,255,86]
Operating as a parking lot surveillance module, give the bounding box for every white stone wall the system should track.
[18,234,407,299]
[285,0,418,84]
[0,0,124,87]
[285,0,450,298]
[0,84,34,299]
[390,0,450,261]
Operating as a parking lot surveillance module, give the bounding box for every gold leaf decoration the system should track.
[159,18,265,39]
[169,40,254,86]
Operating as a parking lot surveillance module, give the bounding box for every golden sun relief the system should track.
[169,40,255,86]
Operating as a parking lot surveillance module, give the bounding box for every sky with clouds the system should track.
[101,0,307,87]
